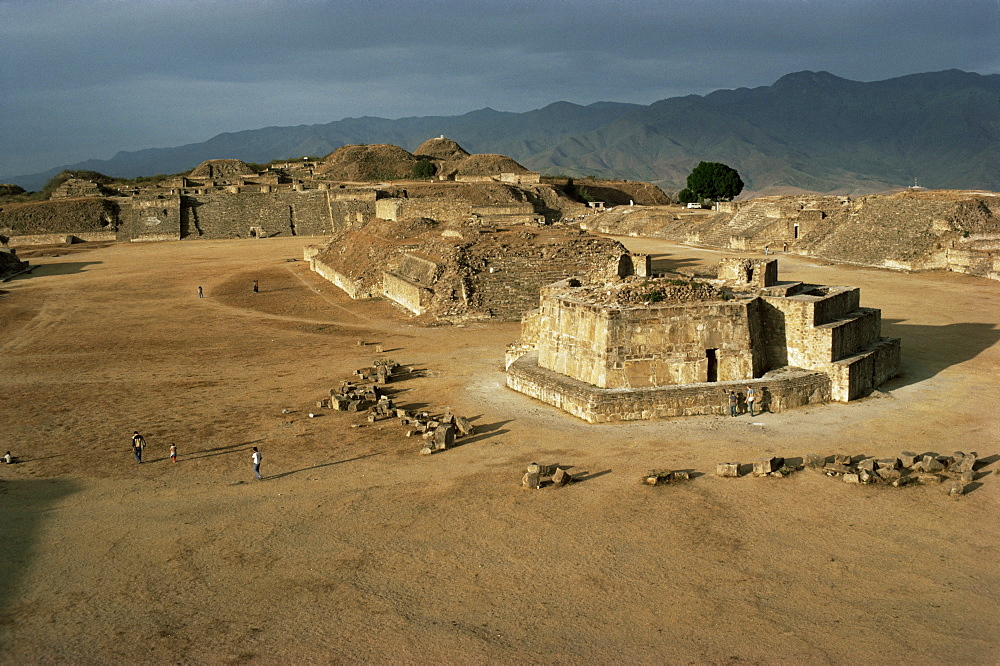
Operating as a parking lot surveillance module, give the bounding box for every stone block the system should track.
[891,475,911,488]
[917,474,942,485]
[716,462,740,478]
[833,454,852,466]
[950,456,976,474]
[857,458,876,472]
[876,458,900,471]
[947,481,970,496]
[824,463,852,475]
[396,409,410,419]
[899,451,918,468]
[921,458,945,474]
[644,469,673,485]
[419,446,433,455]
[805,453,826,469]
[674,471,690,481]
[858,470,876,484]
[523,470,541,489]
[957,471,975,484]
[753,457,784,475]
[538,463,558,477]
[346,400,362,412]
[433,425,456,450]
[552,468,572,487]
[877,467,902,481]
[843,473,861,484]
[454,416,475,436]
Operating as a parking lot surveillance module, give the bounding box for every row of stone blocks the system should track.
[715,451,981,495]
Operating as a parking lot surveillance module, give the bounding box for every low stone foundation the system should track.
[507,352,832,423]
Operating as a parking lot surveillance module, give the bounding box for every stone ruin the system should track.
[717,451,982,496]
[506,257,901,422]
[316,356,476,454]
[307,218,642,322]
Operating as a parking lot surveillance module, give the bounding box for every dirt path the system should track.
[1,237,997,663]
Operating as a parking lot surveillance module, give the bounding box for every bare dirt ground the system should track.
[1,236,997,664]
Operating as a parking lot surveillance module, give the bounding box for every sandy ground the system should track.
[0,236,997,664]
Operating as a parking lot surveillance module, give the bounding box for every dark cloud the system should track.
[1,0,996,176]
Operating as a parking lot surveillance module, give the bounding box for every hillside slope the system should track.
[5,70,998,195]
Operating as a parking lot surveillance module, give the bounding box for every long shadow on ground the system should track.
[0,478,81,642]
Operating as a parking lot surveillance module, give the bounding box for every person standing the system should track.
[131,431,146,463]
[727,390,738,417]
[169,443,177,463]
[252,280,259,294]
[746,386,757,417]
[252,447,262,480]
[198,286,204,298]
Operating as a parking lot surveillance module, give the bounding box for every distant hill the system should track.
[5,70,998,195]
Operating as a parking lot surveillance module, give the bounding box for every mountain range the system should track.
[5,69,998,196]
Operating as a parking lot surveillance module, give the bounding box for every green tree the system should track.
[677,188,698,205]
[412,159,436,179]
[685,161,744,202]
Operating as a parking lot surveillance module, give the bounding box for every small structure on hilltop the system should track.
[506,257,900,422]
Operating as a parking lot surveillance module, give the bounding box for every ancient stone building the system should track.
[307,217,638,321]
[506,258,900,422]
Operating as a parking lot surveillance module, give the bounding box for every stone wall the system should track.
[0,198,120,237]
[507,352,832,423]
[119,195,182,242]
[180,190,335,239]
[376,197,474,222]
[382,271,433,314]
[530,295,760,389]
[306,251,372,299]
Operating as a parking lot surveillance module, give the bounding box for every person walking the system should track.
[252,280,259,294]
[745,386,757,417]
[727,390,738,417]
[252,446,262,480]
[198,286,204,298]
[169,443,177,463]
[131,431,146,463]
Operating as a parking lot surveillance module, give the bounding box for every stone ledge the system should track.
[507,352,832,423]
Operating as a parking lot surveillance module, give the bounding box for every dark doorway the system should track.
[706,349,718,382]
[793,224,800,239]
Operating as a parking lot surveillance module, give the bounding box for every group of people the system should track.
[131,431,263,480]
[726,386,759,417]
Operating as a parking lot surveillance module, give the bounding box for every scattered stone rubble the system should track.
[315,356,478,455]
[642,469,691,485]
[715,450,982,495]
[522,463,572,489]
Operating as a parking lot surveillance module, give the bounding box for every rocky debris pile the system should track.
[642,469,691,485]
[569,276,724,307]
[522,463,572,489]
[715,457,800,478]
[315,357,478,455]
[410,411,476,455]
[808,450,979,494]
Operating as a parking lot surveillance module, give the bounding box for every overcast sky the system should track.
[1,0,997,177]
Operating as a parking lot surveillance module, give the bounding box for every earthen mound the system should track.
[317,144,418,181]
[189,159,256,179]
[414,137,469,161]
[453,154,531,176]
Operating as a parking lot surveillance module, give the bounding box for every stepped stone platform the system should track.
[506,257,900,422]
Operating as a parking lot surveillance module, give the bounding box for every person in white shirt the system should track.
[252,447,262,480]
